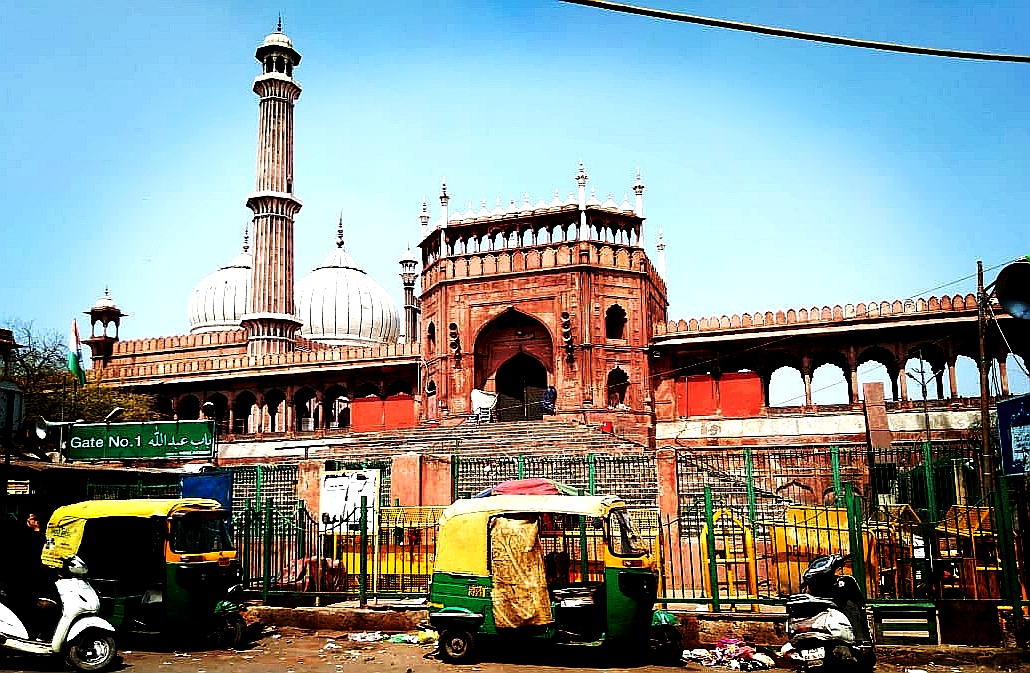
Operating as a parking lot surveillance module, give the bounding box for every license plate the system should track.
[799,647,825,661]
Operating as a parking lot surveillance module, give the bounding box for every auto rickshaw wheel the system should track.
[65,629,117,671]
[649,624,683,665]
[439,628,475,663]
[214,613,246,650]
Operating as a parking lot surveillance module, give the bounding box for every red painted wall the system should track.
[719,372,763,417]
[350,396,384,432]
[685,375,717,416]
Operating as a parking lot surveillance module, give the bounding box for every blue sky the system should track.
[2,0,1028,396]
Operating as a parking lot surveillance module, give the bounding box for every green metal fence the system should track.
[661,442,1021,610]
[234,499,442,603]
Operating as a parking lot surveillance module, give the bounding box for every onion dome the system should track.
[505,199,518,216]
[549,190,563,208]
[565,192,577,207]
[449,210,462,223]
[491,198,504,217]
[295,217,400,346]
[91,288,118,312]
[620,194,635,212]
[477,200,489,218]
[586,188,601,207]
[188,230,252,334]
[602,193,619,210]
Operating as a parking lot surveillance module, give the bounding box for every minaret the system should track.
[399,245,419,344]
[656,225,667,280]
[241,22,304,356]
[632,169,646,247]
[83,288,127,371]
[575,161,588,240]
[438,180,449,258]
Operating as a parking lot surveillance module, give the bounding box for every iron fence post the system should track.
[844,483,866,596]
[744,448,757,531]
[262,497,273,604]
[517,454,526,480]
[451,454,460,501]
[296,499,306,558]
[704,486,720,612]
[922,441,937,520]
[588,454,596,495]
[242,505,252,585]
[831,446,842,501]
[359,495,369,607]
[578,488,589,581]
[995,476,1021,607]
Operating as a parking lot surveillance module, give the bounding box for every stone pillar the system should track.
[803,371,813,407]
[863,382,893,449]
[948,360,958,399]
[898,369,909,401]
[422,455,454,506]
[390,453,422,506]
[1000,357,1010,396]
[656,448,678,520]
[296,460,322,516]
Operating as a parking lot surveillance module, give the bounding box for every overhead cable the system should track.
[561,0,1030,63]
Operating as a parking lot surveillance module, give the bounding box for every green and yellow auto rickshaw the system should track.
[428,494,680,663]
[42,499,244,648]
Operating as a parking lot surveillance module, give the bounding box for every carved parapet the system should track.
[657,293,990,337]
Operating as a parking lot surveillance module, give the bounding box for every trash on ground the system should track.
[418,629,439,644]
[348,631,384,642]
[322,638,342,651]
[388,633,420,644]
[682,638,773,670]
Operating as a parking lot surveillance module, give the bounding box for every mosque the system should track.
[85,26,1027,463]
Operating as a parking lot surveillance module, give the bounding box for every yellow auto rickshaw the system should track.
[428,494,679,663]
[42,499,244,648]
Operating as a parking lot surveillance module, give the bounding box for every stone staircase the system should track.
[304,418,650,461]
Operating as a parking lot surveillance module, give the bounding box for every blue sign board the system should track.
[998,393,1030,475]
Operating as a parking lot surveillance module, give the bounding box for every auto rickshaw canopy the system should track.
[42,498,225,568]
[434,494,624,576]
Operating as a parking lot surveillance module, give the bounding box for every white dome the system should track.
[296,237,400,347]
[188,249,252,334]
[261,31,293,50]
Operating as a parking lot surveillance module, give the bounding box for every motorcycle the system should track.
[784,553,875,672]
[0,556,117,671]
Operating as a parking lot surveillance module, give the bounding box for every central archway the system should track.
[496,353,548,421]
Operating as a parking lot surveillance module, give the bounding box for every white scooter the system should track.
[0,556,117,671]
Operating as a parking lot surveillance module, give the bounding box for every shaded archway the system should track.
[178,395,200,420]
[605,305,627,340]
[324,385,350,429]
[294,387,318,432]
[473,308,554,392]
[264,389,286,434]
[606,367,630,407]
[233,391,257,434]
[206,393,229,435]
[495,353,547,421]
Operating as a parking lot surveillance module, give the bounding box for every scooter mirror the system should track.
[63,556,89,577]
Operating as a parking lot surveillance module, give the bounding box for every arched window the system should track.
[606,367,630,408]
[427,322,436,356]
[605,304,627,340]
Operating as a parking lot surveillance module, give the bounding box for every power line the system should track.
[560,0,1030,63]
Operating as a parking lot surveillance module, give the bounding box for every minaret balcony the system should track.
[246,191,303,215]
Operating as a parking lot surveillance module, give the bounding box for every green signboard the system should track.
[67,420,215,460]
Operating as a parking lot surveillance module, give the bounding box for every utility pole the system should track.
[977,260,995,496]
[906,349,935,444]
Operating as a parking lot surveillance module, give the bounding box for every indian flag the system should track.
[67,319,86,385]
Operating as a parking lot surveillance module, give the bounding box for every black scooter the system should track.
[784,554,875,671]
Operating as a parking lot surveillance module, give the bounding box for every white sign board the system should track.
[320,469,380,532]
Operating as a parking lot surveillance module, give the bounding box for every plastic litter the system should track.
[347,631,384,642]
[387,633,420,644]
[418,629,439,644]
[682,638,773,670]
